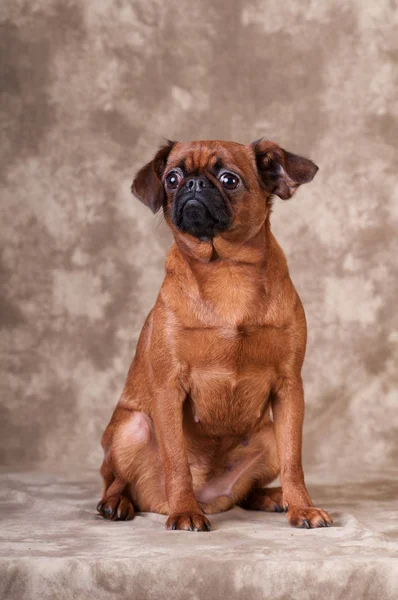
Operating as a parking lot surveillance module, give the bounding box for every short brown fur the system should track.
[97,139,332,531]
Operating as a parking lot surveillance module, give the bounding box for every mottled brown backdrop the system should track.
[1,0,397,481]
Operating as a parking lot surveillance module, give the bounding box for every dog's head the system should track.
[132,139,318,245]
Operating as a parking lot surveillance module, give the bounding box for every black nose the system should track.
[185,175,212,192]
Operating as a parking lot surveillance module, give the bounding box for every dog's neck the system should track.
[164,217,288,327]
[172,214,272,267]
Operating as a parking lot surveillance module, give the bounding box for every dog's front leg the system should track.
[153,389,211,532]
[272,377,333,528]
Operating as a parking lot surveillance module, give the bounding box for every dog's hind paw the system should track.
[97,495,135,521]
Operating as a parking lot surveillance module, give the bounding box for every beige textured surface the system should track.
[1,0,397,598]
[1,472,398,600]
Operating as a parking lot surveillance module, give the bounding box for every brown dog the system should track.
[97,138,333,532]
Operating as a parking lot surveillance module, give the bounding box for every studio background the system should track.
[1,0,397,483]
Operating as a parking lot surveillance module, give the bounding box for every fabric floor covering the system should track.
[1,471,397,600]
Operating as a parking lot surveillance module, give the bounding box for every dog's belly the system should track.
[188,365,274,437]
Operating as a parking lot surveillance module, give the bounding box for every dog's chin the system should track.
[176,219,216,242]
[174,224,215,242]
[174,219,229,242]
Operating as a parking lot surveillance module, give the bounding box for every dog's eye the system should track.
[220,172,240,190]
[165,171,180,190]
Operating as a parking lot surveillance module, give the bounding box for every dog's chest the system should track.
[179,323,284,436]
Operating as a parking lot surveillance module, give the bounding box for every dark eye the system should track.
[220,172,240,190]
[165,171,180,189]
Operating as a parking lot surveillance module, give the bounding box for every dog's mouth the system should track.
[171,192,231,241]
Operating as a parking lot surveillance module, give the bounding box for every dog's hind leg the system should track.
[236,422,283,512]
[96,476,135,521]
[97,406,168,519]
[97,407,151,521]
[239,486,284,512]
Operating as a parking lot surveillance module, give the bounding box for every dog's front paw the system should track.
[287,506,333,528]
[166,511,211,532]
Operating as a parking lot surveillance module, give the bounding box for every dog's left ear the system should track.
[131,140,176,213]
[251,138,318,200]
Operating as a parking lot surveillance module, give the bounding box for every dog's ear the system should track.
[251,138,318,200]
[131,140,176,213]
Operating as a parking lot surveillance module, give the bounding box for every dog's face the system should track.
[132,139,318,245]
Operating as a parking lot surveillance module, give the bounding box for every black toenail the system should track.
[103,506,114,518]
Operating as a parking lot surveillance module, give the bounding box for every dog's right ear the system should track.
[131,140,176,213]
